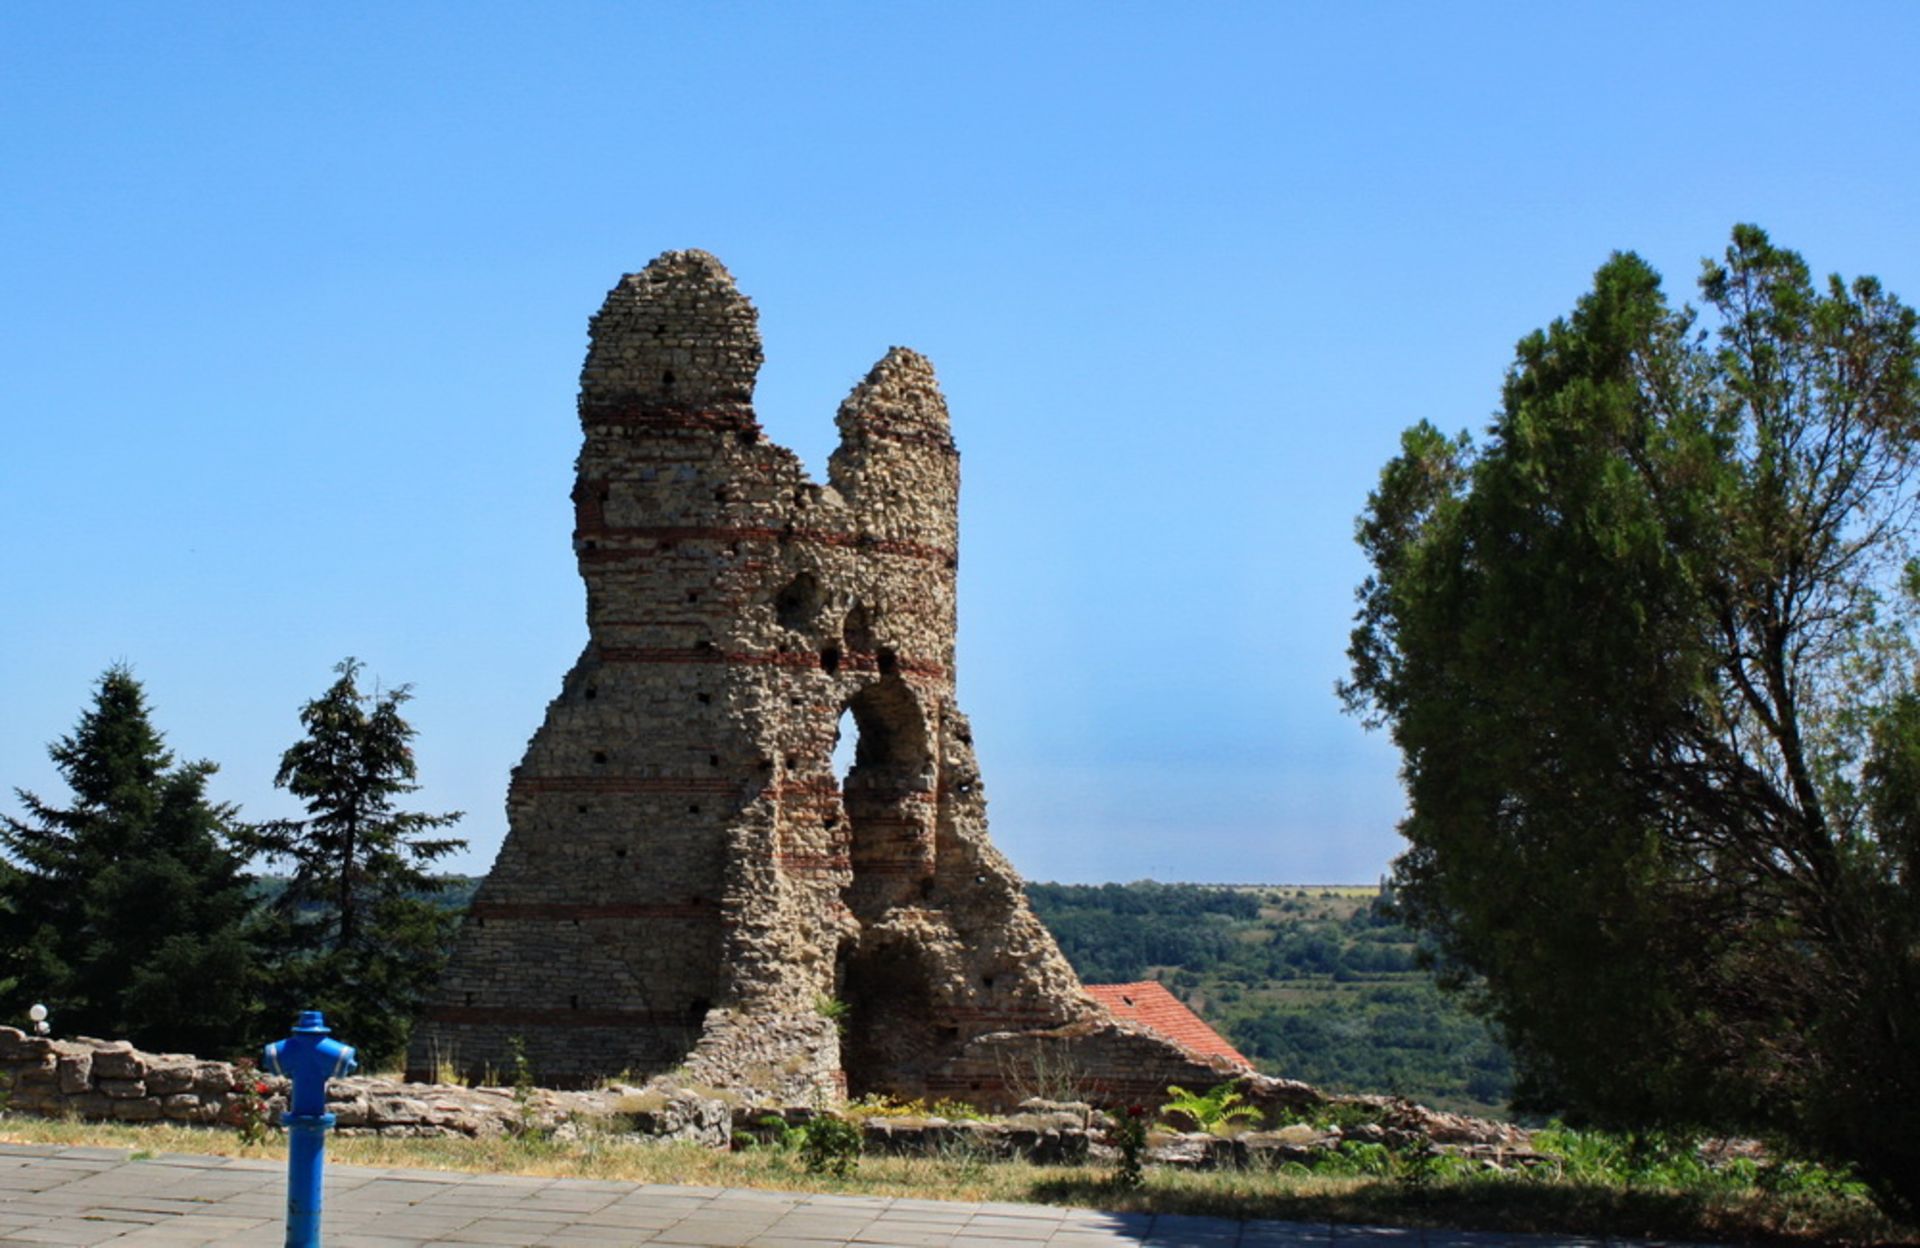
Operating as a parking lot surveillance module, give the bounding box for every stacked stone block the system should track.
[0,1028,245,1126]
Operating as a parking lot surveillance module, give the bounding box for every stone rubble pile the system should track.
[745,1094,1541,1171]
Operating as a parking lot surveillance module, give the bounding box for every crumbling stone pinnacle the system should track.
[412,253,1241,1105]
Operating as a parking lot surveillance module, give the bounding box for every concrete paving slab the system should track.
[847,1228,958,1246]
[512,1189,627,1212]
[10,1222,169,1245]
[662,1226,802,1246]
[803,1193,897,1211]
[47,1146,136,1161]
[564,1205,687,1221]
[547,1177,642,1193]
[1239,1221,1332,1246]
[793,1213,887,1231]
[432,1225,565,1245]
[889,1199,981,1216]
[1328,1228,1424,1241]
[721,1188,814,1206]
[960,1216,1057,1239]
[976,1201,1071,1219]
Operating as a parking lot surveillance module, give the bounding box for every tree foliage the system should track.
[1343,225,1920,1212]
[240,658,465,1063]
[0,667,259,1054]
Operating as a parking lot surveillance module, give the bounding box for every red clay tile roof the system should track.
[1085,981,1252,1069]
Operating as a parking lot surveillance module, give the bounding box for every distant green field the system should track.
[1024,881,1513,1118]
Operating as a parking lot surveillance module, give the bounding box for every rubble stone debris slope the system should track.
[407,251,1244,1105]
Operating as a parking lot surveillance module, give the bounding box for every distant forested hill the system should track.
[247,875,483,912]
[1024,881,1513,1118]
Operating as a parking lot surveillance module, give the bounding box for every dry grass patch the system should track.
[2,1117,1911,1246]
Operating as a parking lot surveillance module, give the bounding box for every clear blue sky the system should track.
[4,4,1916,884]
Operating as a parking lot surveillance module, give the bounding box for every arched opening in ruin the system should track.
[830,677,952,1094]
[835,937,943,1099]
[832,678,934,919]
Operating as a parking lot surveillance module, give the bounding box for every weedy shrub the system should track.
[994,1038,1093,1104]
[846,1094,985,1121]
[1110,1106,1148,1190]
[740,1114,805,1152]
[1393,1143,1478,1193]
[1312,1140,1396,1178]
[222,1058,276,1146]
[613,1090,668,1116]
[800,1114,862,1177]
[506,1037,547,1140]
[1264,1098,1385,1134]
[922,1133,997,1186]
[1531,1124,1627,1184]
[1759,1156,1873,1200]
[1532,1125,1726,1189]
[813,994,850,1035]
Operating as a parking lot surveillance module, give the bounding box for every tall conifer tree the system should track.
[242,658,465,1063]
[0,666,259,1054]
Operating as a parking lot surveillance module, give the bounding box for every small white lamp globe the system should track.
[27,1003,46,1023]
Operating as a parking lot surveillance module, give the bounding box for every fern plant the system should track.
[1160,1082,1264,1136]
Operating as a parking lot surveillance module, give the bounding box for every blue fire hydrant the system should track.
[262,1010,357,1248]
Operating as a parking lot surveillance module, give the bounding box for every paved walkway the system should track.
[0,1142,1698,1247]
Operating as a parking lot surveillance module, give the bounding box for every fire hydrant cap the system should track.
[291,1010,331,1034]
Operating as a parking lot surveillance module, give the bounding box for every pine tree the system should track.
[0,666,260,1055]
[242,658,465,1063]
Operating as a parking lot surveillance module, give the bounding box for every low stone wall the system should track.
[1,1029,253,1127]
[0,1027,728,1145]
[926,1021,1319,1111]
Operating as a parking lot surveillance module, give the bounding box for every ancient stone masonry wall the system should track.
[410,251,1228,1105]
[5,1026,1531,1165]
[0,1027,726,1143]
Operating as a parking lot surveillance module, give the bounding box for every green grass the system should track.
[4,1117,1911,1246]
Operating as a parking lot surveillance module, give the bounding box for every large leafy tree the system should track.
[0,666,260,1054]
[1343,226,1920,1212]
[242,658,465,1063]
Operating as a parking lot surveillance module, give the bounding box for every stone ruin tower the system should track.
[412,252,1240,1104]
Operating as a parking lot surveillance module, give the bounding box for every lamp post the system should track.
[27,1003,48,1037]
[262,1010,357,1248]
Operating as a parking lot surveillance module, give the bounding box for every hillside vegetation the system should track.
[1024,881,1513,1118]
[255,876,1508,1115]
